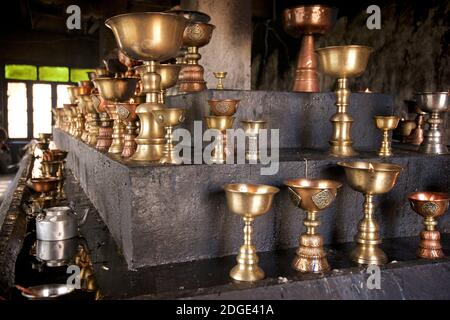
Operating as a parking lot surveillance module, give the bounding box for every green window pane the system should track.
[5,64,37,80]
[70,68,94,82]
[39,66,69,82]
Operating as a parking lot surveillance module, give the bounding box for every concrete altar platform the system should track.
[53,128,450,269]
[167,90,394,149]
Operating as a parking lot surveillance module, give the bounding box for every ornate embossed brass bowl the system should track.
[208,99,240,116]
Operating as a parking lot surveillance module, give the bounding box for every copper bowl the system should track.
[283,5,337,36]
[408,192,450,219]
[30,178,59,193]
[208,99,240,116]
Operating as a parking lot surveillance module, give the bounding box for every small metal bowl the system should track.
[21,284,75,300]
[30,177,59,193]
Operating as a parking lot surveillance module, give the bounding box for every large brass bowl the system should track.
[182,22,215,47]
[105,12,188,61]
[152,108,186,127]
[224,183,279,218]
[374,116,400,130]
[316,45,373,78]
[338,161,402,195]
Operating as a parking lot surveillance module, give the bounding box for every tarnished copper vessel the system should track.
[208,99,240,116]
[283,5,337,92]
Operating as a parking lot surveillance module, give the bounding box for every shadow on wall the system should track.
[252,1,450,109]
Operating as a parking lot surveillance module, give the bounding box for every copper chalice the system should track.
[408,192,449,259]
[283,5,337,92]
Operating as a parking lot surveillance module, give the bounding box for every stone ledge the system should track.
[54,128,450,269]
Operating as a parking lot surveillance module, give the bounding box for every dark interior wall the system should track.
[252,0,450,110]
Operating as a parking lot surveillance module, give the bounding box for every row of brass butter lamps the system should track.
[225,163,449,282]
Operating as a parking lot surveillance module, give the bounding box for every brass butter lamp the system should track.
[284,178,341,273]
[374,116,400,157]
[241,120,267,162]
[213,72,227,90]
[224,183,279,282]
[283,5,337,92]
[106,12,188,161]
[338,161,402,265]
[179,22,215,92]
[316,45,373,157]
[415,92,449,154]
[158,64,181,104]
[93,77,138,154]
[205,116,235,164]
[152,108,186,164]
[408,192,449,259]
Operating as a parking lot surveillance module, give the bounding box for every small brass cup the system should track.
[224,183,279,282]
[374,116,400,157]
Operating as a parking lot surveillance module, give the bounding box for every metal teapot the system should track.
[36,206,89,241]
[36,238,78,267]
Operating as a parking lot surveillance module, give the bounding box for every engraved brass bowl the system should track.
[182,22,215,47]
[208,99,240,116]
[316,45,373,78]
[152,107,186,127]
[105,12,188,61]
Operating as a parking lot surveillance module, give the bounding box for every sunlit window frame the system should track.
[1,63,94,141]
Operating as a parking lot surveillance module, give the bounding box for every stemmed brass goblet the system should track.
[213,72,227,90]
[205,116,235,164]
[316,45,373,157]
[152,108,186,164]
[374,116,400,157]
[224,183,279,282]
[338,161,402,265]
[284,178,341,273]
[408,192,449,259]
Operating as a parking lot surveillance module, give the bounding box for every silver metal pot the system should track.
[36,206,89,241]
[36,238,78,267]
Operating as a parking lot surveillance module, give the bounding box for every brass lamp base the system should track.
[292,231,330,273]
[230,229,265,282]
[179,64,206,92]
[96,112,113,152]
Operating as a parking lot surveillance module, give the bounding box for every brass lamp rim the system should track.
[208,99,241,103]
[315,45,373,53]
[204,115,236,120]
[284,178,342,190]
[374,115,400,120]
[408,191,450,202]
[224,183,280,195]
[337,161,403,172]
[415,91,450,95]
[105,12,187,27]
[241,120,267,124]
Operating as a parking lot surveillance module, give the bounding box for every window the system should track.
[4,64,94,139]
[7,83,28,138]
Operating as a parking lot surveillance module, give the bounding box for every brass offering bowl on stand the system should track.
[94,77,138,154]
[205,116,235,164]
[284,178,341,273]
[158,64,181,104]
[106,12,188,161]
[338,161,402,265]
[374,116,400,157]
[208,99,240,117]
[316,45,372,157]
[224,183,279,282]
[415,92,449,154]
[152,108,186,164]
[178,22,215,92]
[241,120,267,162]
[213,72,227,90]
